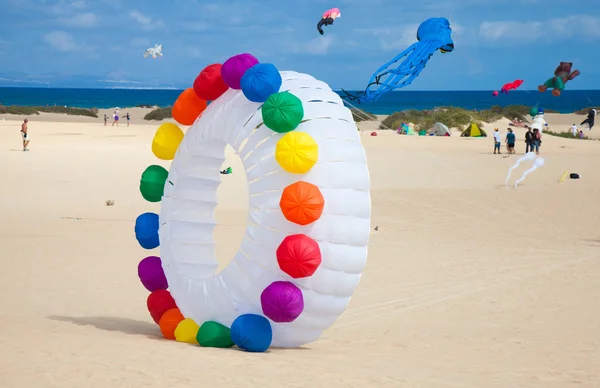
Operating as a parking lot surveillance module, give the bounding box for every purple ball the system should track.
[260,281,304,323]
[138,256,168,292]
[221,53,259,90]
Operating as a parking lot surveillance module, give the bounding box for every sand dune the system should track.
[1,116,599,388]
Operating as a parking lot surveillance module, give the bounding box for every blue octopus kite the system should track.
[342,18,454,104]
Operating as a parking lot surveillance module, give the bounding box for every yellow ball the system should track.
[275,131,318,174]
[152,122,184,160]
[174,318,200,344]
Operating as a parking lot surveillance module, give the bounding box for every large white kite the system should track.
[134,53,371,353]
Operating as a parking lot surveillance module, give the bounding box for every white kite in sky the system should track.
[144,44,163,59]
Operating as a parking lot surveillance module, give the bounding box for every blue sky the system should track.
[1,0,599,90]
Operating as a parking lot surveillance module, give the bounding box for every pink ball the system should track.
[138,256,168,292]
[221,53,259,90]
[492,90,499,96]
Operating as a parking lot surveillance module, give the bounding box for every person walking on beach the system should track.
[126,112,130,127]
[493,128,502,154]
[505,128,515,154]
[570,124,578,137]
[20,118,30,151]
[104,114,108,126]
[525,127,534,153]
[112,108,119,126]
[532,128,542,155]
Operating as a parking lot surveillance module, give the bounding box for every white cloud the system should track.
[187,47,203,58]
[479,15,600,43]
[130,37,150,47]
[70,0,86,9]
[58,12,98,28]
[43,31,80,52]
[129,11,165,30]
[306,35,333,55]
[180,21,210,31]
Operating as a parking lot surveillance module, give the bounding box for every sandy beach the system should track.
[1,111,599,388]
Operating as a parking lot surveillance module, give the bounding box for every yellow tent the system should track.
[460,123,486,137]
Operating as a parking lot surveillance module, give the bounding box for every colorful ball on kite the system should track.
[240,63,282,103]
[134,212,159,249]
[138,256,168,292]
[193,64,229,101]
[221,53,259,90]
[230,314,272,352]
[262,91,304,133]
[152,122,184,160]
[260,281,304,323]
[140,165,168,202]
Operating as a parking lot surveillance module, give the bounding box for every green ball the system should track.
[140,165,168,202]
[261,91,304,133]
[529,106,538,117]
[196,321,235,348]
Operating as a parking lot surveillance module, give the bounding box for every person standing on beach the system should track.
[505,128,515,154]
[525,127,534,153]
[126,112,130,127]
[493,128,502,154]
[533,128,542,155]
[104,114,108,126]
[20,118,30,151]
[112,109,119,126]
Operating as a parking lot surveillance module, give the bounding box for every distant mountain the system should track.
[0,71,181,89]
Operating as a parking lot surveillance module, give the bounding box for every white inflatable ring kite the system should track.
[134,53,370,352]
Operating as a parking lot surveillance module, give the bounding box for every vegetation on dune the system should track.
[543,129,593,140]
[574,107,598,115]
[380,105,558,131]
[0,105,98,117]
[144,107,172,120]
[142,106,376,123]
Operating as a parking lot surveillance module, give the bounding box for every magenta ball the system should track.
[260,281,304,323]
[221,53,259,90]
[492,90,499,96]
[138,256,168,292]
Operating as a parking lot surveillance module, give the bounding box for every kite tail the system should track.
[339,43,418,103]
[358,41,441,103]
[514,166,537,188]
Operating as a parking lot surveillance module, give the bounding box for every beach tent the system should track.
[460,123,486,137]
[397,122,416,135]
[429,122,451,136]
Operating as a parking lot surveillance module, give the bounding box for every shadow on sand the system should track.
[47,315,313,351]
[48,315,161,340]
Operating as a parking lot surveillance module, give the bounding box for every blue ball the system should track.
[134,212,159,249]
[240,63,282,103]
[231,314,272,352]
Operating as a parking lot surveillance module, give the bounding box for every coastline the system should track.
[0,107,594,139]
[1,87,599,114]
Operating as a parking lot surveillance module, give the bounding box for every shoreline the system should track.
[1,88,599,114]
[0,107,595,139]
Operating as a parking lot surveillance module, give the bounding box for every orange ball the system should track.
[159,308,184,340]
[172,88,207,126]
[279,181,325,226]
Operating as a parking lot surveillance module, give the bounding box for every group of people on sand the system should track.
[493,126,542,155]
[103,108,130,127]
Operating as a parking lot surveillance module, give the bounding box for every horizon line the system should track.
[1,86,600,92]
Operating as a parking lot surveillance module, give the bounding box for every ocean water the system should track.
[0,87,598,115]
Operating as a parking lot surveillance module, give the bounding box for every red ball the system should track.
[276,234,322,278]
[193,64,229,101]
[147,290,177,323]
